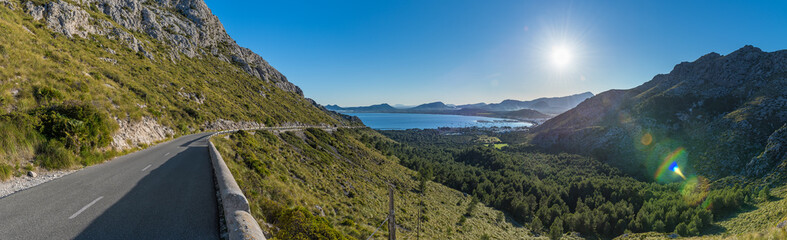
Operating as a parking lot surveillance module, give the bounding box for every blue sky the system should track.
[203,0,787,106]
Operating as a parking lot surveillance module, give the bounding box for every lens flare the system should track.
[654,147,687,181]
[640,133,653,146]
[681,176,709,206]
[671,162,686,180]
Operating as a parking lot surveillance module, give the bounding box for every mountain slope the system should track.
[410,101,457,111]
[0,0,345,179]
[325,103,397,112]
[21,0,301,94]
[464,91,594,114]
[499,108,551,120]
[211,128,535,239]
[530,46,787,182]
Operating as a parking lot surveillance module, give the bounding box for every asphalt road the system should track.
[0,133,220,240]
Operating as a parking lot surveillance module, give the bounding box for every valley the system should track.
[325,92,594,123]
[0,0,784,240]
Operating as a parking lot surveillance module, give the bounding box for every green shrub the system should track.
[0,114,44,163]
[229,131,270,176]
[36,139,76,170]
[33,85,63,104]
[32,101,117,152]
[274,206,349,240]
[465,197,479,217]
[340,218,354,226]
[757,186,770,202]
[457,215,467,226]
[79,149,118,166]
[0,163,13,181]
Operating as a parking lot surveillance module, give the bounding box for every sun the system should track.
[551,45,572,68]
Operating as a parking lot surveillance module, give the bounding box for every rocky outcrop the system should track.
[0,0,16,10]
[111,117,175,149]
[20,0,301,95]
[26,1,99,38]
[202,119,265,131]
[530,46,787,180]
[746,124,787,177]
[24,1,153,59]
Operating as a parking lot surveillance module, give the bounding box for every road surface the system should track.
[0,133,220,240]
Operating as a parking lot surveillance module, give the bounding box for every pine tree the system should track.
[665,208,680,230]
[549,217,564,240]
[686,220,700,236]
[654,220,666,232]
[531,216,544,233]
[758,186,770,202]
[675,222,688,236]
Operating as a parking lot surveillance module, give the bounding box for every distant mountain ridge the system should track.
[410,101,459,111]
[530,45,787,182]
[460,92,594,114]
[325,92,594,118]
[324,103,397,112]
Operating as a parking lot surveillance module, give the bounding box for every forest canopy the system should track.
[365,129,766,238]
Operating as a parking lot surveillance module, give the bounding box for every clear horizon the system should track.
[204,0,787,106]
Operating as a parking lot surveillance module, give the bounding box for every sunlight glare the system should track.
[670,162,686,180]
[551,45,572,68]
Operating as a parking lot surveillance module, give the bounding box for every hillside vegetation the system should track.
[0,1,342,180]
[530,46,787,183]
[211,128,536,240]
[374,129,781,239]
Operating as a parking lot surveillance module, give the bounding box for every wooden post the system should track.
[389,186,396,240]
[417,205,421,240]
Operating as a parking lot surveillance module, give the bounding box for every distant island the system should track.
[325,92,593,122]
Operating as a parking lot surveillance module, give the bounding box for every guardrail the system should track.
[208,130,266,240]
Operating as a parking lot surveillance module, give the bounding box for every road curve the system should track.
[0,133,219,240]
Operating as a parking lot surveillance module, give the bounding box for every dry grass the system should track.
[212,129,539,239]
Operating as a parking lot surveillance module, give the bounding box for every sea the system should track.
[344,113,532,130]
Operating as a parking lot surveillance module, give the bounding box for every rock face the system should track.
[202,119,265,131]
[0,0,16,10]
[21,0,302,95]
[531,46,787,181]
[746,124,787,179]
[111,117,175,149]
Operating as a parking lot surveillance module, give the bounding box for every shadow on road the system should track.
[74,136,219,240]
[180,136,207,147]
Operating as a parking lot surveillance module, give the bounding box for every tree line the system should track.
[362,129,767,239]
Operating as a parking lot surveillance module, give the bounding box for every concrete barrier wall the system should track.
[206,126,357,239]
[208,131,266,240]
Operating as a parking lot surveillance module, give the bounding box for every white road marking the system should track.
[141,164,152,172]
[164,152,170,156]
[69,196,103,219]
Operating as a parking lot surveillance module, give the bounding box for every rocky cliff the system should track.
[20,0,302,95]
[0,0,342,171]
[531,46,787,182]
[0,0,324,150]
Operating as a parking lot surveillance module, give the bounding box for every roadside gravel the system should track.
[0,170,77,199]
